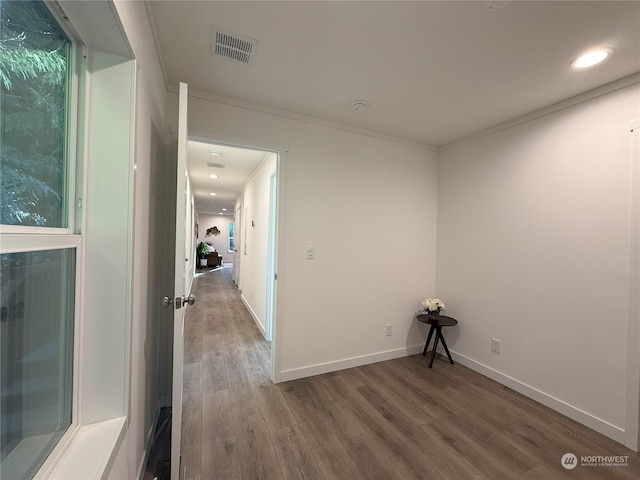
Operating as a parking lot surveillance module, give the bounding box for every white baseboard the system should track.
[278,343,625,445]
[280,344,424,382]
[449,350,625,444]
[240,294,266,339]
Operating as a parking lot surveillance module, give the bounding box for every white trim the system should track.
[65,40,80,233]
[449,351,626,444]
[144,0,170,94]
[625,121,640,451]
[241,294,266,339]
[182,86,438,152]
[0,234,81,253]
[271,149,286,384]
[243,152,274,190]
[280,344,424,382]
[441,72,640,151]
[0,225,72,235]
[43,417,126,480]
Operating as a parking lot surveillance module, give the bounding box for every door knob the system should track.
[162,296,173,308]
[186,294,196,305]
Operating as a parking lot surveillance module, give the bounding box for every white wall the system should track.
[197,213,234,263]
[107,1,168,479]
[239,154,277,334]
[171,91,440,379]
[437,83,640,442]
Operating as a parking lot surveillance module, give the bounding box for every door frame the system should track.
[265,171,277,342]
[625,119,640,451]
[189,130,286,383]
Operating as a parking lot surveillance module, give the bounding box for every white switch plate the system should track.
[306,246,315,260]
[491,337,501,354]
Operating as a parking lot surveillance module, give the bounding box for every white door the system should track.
[171,82,192,480]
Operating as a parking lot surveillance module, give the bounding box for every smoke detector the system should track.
[210,26,258,66]
[351,100,368,112]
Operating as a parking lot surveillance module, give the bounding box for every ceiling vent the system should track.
[207,161,225,169]
[210,26,258,66]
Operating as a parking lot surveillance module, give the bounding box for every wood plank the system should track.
[280,379,368,480]
[270,424,325,480]
[201,390,242,480]
[232,398,284,479]
[181,362,202,479]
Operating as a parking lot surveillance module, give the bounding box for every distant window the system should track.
[228,222,234,253]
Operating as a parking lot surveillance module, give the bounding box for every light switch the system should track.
[306,246,315,260]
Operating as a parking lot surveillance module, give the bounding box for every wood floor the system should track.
[181,267,640,480]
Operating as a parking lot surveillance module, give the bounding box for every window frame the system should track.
[0,3,85,476]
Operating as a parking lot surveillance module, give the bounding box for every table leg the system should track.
[422,326,435,356]
[439,331,454,365]
[428,327,441,368]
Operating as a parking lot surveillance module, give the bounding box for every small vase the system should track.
[426,308,440,319]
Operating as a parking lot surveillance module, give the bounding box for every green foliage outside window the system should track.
[0,0,70,227]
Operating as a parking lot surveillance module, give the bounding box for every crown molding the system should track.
[166,83,439,153]
[441,72,640,152]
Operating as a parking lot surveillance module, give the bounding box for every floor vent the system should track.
[210,26,258,66]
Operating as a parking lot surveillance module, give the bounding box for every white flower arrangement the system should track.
[422,298,445,313]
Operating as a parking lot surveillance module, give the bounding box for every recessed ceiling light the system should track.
[572,48,611,69]
[219,212,224,215]
[209,192,217,196]
[210,151,223,157]
[209,174,219,179]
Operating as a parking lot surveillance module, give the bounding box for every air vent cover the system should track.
[207,162,225,169]
[210,26,258,65]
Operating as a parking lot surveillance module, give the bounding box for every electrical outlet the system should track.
[491,337,501,354]
[386,324,392,336]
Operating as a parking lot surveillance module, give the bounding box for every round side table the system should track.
[416,313,458,368]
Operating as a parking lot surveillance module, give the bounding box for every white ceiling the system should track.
[188,141,269,215]
[149,0,640,210]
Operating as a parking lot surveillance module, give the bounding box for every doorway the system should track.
[186,136,281,382]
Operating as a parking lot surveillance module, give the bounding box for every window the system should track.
[0,1,79,478]
[0,249,76,479]
[228,222,235,253]
[1,0,72,228]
